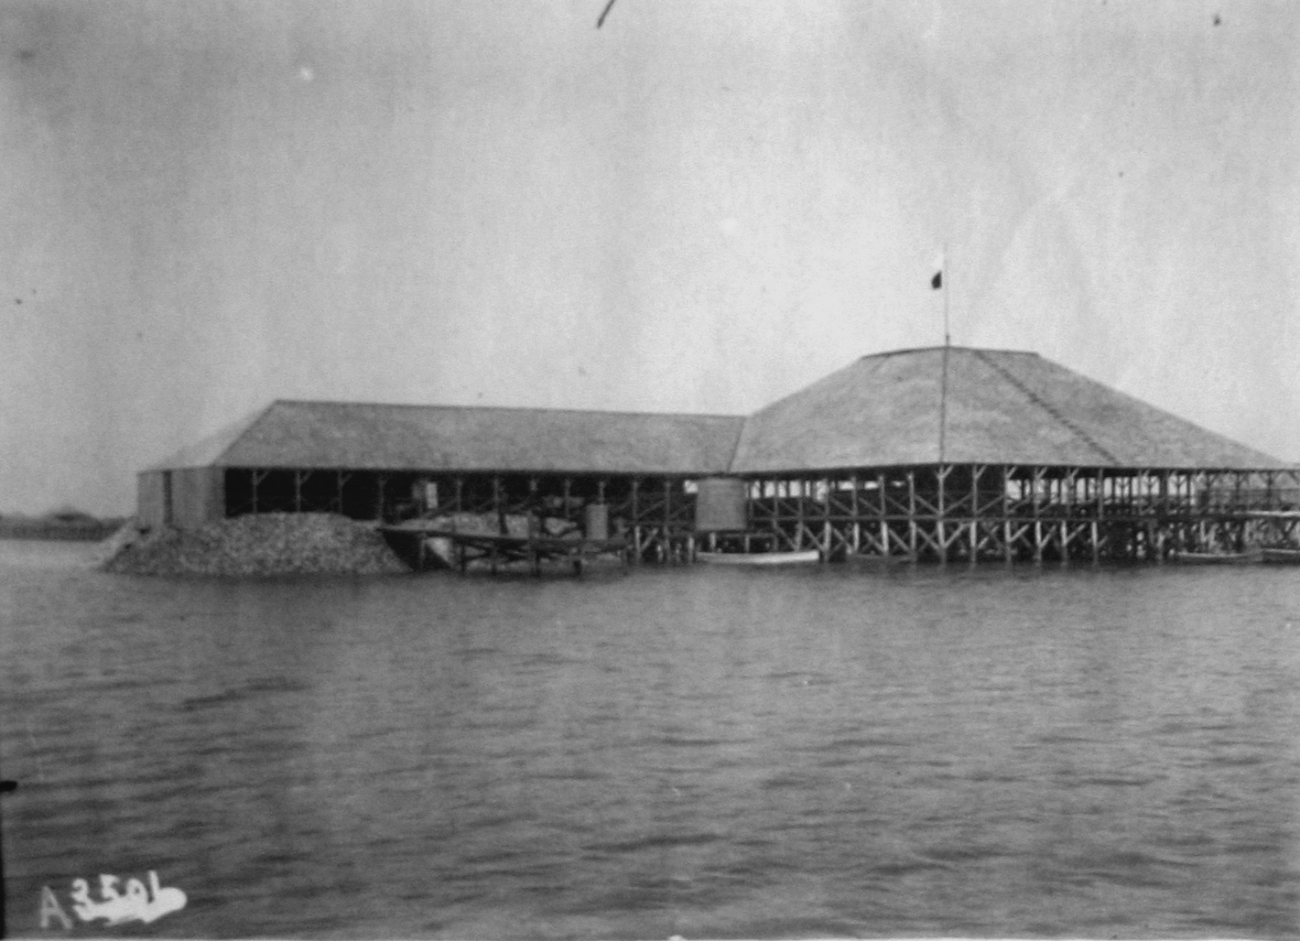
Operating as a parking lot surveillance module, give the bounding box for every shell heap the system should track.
[101,513,409,577]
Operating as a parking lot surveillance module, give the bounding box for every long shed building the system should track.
[139,347,1299,563]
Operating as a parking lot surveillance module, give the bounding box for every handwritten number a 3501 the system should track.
[65,870,187,926]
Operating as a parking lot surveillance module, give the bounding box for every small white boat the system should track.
[1261,547,1300,565]
[1170,549,1260,565]
[696,549,820,566]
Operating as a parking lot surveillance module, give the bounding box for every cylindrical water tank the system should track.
[584,502,609,541]
[694,477,747,531]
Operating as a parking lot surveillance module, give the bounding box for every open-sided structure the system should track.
[139,347,1298,563]
[138,402,744,561]
[729,348,1296,562]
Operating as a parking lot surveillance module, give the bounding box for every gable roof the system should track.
[146,405,274,470]
[730,347,1285,472]
[150,400,746,475]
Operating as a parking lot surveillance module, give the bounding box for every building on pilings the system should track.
[728,347,1297,562]
[137,402,743,562]
[137,346,1298,563]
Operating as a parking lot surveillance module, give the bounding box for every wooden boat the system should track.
[1170,549,1260,565]
[695,549,820,566]
[1261,547,1300,565]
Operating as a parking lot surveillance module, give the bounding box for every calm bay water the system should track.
[3,540,1300,938]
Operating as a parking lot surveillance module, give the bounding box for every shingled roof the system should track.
[730,347,1285,473]
[150,347,1284,477]
[151,400,746,475]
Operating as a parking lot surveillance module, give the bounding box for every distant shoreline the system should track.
[0,517,126,542]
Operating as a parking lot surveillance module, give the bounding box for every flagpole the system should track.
[939,242,949,463]
[943,241,950,347]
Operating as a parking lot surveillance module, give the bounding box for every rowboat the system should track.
[695,549,820,566]
[1261,547,1300,565]
[1170,549,1260,565]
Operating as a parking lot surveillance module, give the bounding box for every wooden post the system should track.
[937,465,948,565]
[907,469,918,559]
[1155,469,1168,563]
[822,477,832,560]
[1002,466,1014,565]
[663,478,672,562]
[879,471,888,558]
[767,479,777,550]
[1093,469,1103,564]
[493,475,504,535]
[790,478,800,551]
[850,472,861,555]
[1032,467,1044,564]
[1061,469,1075,565]
[454,476,464,513]
[630,477,641,563]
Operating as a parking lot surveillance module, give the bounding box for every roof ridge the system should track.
[722,413,748,474]
[861,345,1039,360]
[268,398,745,421]
[970,349,1121,464]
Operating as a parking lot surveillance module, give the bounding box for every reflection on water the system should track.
[3,540,1300,937]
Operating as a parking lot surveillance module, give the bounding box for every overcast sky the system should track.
[2,0,1296,515]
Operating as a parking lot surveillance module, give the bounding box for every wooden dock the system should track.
[380,524,628,575]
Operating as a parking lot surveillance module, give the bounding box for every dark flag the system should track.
[931,269,942,290]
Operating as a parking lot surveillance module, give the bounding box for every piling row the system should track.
[743,465,1300,563]
[220,465,1300,566]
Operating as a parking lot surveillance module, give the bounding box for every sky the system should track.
[1,0,1296,515]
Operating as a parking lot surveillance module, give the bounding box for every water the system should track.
[3,540,1300,938]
